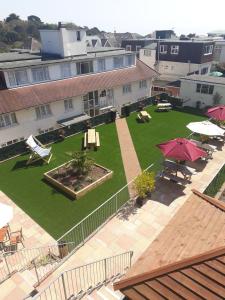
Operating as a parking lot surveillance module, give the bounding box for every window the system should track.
[144,49,151,56]
[196,83,214,94]
[76,61,93,74]
[171,45,179,54]
[35,104,52,119]
[83,91,99,117]
[125,54,134,66]
[113,56,124,68]
[32,67,50,82]
[204,45,213,55]
[64,99,73,111]
[0,113,18,129]
[77,31,81,41]
[99,90,106,97]
[136,45,141,52]
[97,59,106,72]
[61,63,71,78]
[126,45,132,51]
[201,67,209,75]
[160,45,168,54]
[139,80,147,89]
[8,69,29,86]
[123,84,132,94]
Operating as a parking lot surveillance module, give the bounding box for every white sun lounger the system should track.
[26,135,52,165]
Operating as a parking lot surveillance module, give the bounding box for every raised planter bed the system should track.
[44,160,113,199]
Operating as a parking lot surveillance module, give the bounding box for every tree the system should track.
[133,171,155,199]
[187,33,196,38]
[5,13,20,23]
[213,92,223,106]
[27,15,42,24]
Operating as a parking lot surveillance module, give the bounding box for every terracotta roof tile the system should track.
[0,60,158,114]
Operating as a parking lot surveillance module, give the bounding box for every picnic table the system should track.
[162,159,196,180]
[137,110,151,122]
[84,129,100,149]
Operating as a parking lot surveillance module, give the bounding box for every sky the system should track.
[1,0,225,36]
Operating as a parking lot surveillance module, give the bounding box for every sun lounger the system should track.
[26,135,52,165]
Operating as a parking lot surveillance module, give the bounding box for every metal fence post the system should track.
[3,254,10,276]
[104,258,107,282]
[32,259,40,285]
[81,222,85,245]
[115,194,118,212]
[61,273,67,300]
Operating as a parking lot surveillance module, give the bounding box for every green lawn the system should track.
[0,123,126,239]
[126,106,206,171]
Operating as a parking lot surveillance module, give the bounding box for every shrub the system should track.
[133,171,155,199]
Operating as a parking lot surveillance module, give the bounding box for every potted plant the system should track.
[133,171,155,207]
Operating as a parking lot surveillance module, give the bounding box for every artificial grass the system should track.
[126,106,206,171]
[0,123,126,239]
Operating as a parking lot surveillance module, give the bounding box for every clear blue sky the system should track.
[1,0,225,36]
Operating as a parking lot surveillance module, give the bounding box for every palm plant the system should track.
[68,151,95,176]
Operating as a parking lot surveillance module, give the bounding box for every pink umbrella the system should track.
[157,138,207,161]
[206,105,225,121]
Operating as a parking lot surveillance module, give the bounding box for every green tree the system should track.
[27,15,42,24]
[5,13,20,23]
[68,151,95,176]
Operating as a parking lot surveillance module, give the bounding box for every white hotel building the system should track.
[0,23,158,147]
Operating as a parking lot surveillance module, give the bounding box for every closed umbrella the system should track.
[157,138,206,161]
[206,105,225,121]
[0,203,13,228]
[187,121,225,136]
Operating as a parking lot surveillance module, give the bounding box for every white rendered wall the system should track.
[0,79,152,145]
[180,79,225,108]
[139,49,156,69]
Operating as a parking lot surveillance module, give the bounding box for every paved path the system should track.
[115,118,142,195]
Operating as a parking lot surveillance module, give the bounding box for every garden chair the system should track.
[26,135,52,165]
[9,228,25,251]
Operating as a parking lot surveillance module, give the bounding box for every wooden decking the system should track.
[114,190,225,298]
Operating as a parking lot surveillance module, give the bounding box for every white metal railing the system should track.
[31,251,133,300]
[0,163,154,286]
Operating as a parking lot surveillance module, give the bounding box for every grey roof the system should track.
[143,43,157,50]
[0,52,41,63]
[0,47,126,70]
[160,39,214,44]
[181,74,225,85]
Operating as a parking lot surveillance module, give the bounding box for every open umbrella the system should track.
[206,105,225,121]
[157,138,206,161]
[0,203,13,228]
[187,121,225,136]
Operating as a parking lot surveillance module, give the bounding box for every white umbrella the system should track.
[187,120,225,136]
[0,203,13,228]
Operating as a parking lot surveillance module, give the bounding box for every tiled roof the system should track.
[114,190,225,298]
[0,60,158,114]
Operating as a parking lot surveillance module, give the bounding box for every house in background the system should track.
[114,190,225,299]
[152,29,176,39]
[121,39,156,58]
[0,22,157,147]
[180,74,225,108]
[213,40,225,67]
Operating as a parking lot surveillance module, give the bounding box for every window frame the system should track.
[0,112,18,129]
[170,45,179,55]
[126,45,132,51]
[144,49,151,56]
[160,45,168,54]
[196,83,214,95]
[139,80,147,89]
[204,45,213,55]
[31,66,50,83]
[113,56,124,69]
[97,58,106,72]
[76,61,94,75]
[123,84,132,94]
[64,98,74,112]
[60,63,71,78]
[7,69,29,86]
[35,104,52,120]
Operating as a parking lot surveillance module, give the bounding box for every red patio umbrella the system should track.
[206,105,225,121]
[156,138,206,161]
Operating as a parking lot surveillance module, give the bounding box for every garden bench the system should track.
[84,132,87,149]
[160,171,190,185]
[96,132,100,147]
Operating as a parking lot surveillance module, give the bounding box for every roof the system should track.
[181,75,225,85]
[0,59,158,114]
[0,52,41,63]
[159,39,214,44]
[0,48,125,70]
[114,190,225,297]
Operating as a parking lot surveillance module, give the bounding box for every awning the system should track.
[58,114,90,127]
